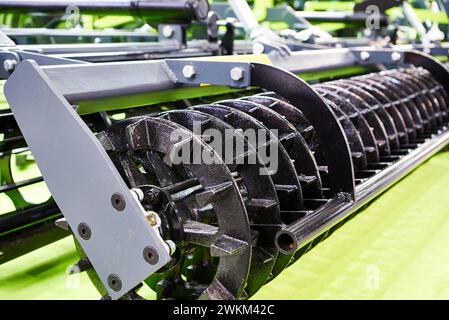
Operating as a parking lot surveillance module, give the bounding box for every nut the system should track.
[391,51,401,62]
[360,51,370,61]
[182,65,196,79]
[145,211,160,227]
[3,59,18,72]
[230,67,244,81]
[162,25,174,38]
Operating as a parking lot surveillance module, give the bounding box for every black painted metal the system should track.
[218,99,323,199]
[0,0,210,23]
[249,63,355,198]
[159,109,281,298]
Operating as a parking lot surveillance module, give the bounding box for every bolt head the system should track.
[3,59,17,72]
[162,25,174,38]
[143,246,159,265]
[230,67,244,81]
[77,223,92,240]
[252,42,265,55]
[360,51,370,61]
[107,274,122,292]
[391,51,401,62]
[145,211,160,227]
[182,65,196,79]
[111,193,126,211]
[130,188,144,202]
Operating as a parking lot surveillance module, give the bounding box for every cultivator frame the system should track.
[3,46,449,299]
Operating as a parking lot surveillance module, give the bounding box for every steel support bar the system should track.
[270,48,360,74]
[24,47,420,111]
[0,0,210,23]
[2,27,158,40]
[295,11,388,26]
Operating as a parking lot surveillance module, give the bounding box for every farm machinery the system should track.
[1,0,449,300]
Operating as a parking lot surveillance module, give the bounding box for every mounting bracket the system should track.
[4,60,172,300]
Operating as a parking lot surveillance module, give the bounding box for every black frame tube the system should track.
[0,0,210,23]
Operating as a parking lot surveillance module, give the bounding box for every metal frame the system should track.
[5,60,173,300]
[5,47,449,299]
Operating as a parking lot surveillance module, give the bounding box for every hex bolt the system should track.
[230,67,244,81]
[143,246,159,265]
[162,25,174,38]
[77,223,91,240]
[111,193,126,211]
[144,188,160,205]
[165,240,177,255]
[145,211,159,227]
[182,65,196,79]
[130,188,144,202]
[107,274,122,292]
[252,42,265,55]
[360,51,370,61]
[391,51,401,62]
[3,59,18,72]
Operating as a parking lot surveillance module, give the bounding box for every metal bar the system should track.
[2,27,157,40]
[39,49,359,105]
[0,222,69,265]
[0,176,44,193]
[270,48,360,74]
[295,11,388,25]
[0,30,15,47]
[0,202,59,234]
[0,0,210,23]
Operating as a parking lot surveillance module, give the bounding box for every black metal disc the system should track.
[314,87,380,164]
[316,84,391,156]
[331,80,400,150]
[388,69,443,124]
[377,73,438,129]
[353,78,422,139]
[98,116,253,300]
[247,93,367,172]
[191,104,304,281]
[217,99,323,200]
[339,79,410,145]
[359,74,429,134]
[159,109,282,298]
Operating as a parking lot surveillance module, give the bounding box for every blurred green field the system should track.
[1,150,449,299]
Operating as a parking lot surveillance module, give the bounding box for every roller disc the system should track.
[93,116,253,300]
[314,87,380,164]
[191,104,304,281]
[316,84,391,156]
[217,99,324,199]
[339,79,410,145]
[358,74,428,134]
[159,109,282,298]
[377,73,438,129]
[353,78,421,139]
[248,93,367,173]
[331,80,400,150]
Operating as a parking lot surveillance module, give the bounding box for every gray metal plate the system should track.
[4,60,171,299]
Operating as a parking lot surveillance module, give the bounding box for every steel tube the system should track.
[0,0,210,22]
